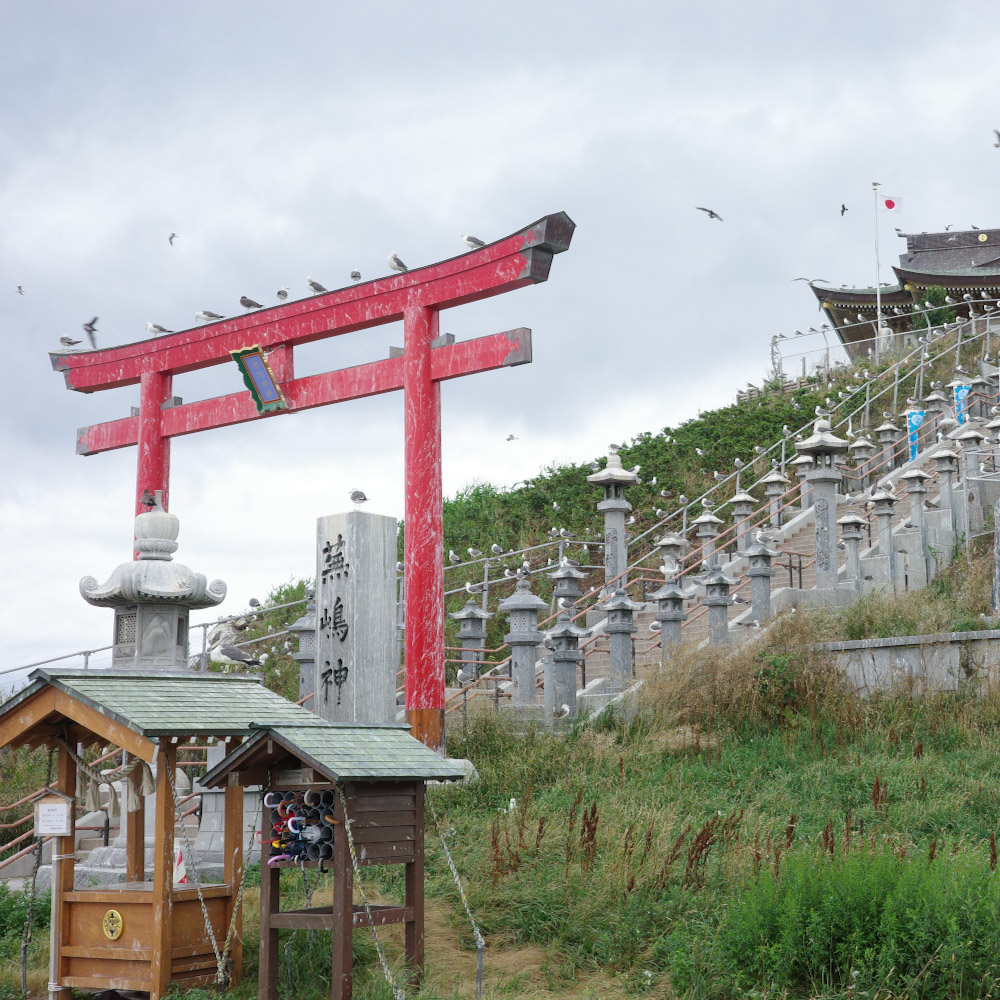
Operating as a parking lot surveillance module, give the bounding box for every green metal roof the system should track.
[3,669,327,738]
[202,723,466,784]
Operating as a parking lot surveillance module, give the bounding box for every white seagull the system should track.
[276,287,289,302]
[387,251,408,273]
[81,317,98,348]
[461,234,486,249]
[349,488,368,508]
[15,286,24,295]
[146,322,173,336]
[306,276,328,295]
[240,296,263,311]
[168,232,177,245]
[350,269,362,283]
[195,310,224,322]
[59,335,82,347]
[209,641,262,670]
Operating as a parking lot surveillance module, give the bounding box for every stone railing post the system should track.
[649,577,691,657]
[544,612,592,722]
[448,598,493,685]
[729,490,757,553]
[970,375,992,420]
[587,450,640,593]
[899,467,931,582]
[745,540,778,623]
[601,589,643,691]
[703,565,737,645]
[288,586,317,704]
[795,417,849,592]
[871,486,898,588]
[761,468,791,527]
[837,513,866,590]
[933,448,959,534]
[498,577,548,708]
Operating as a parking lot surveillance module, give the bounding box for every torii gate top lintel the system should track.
[50,211,575,392]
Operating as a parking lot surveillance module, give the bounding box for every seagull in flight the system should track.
[168,232,178,245]
[146,322,173,336]
[695,207,723,221]
[59,335,82,347]
[240,295,263,311]
[306,276,328,295]
[792,277,830,283]
[840,204,848,216]
[349,488,368,508]
[461,233,486,249]
[195,310,224,322]
[506,433,518,441]
[350,269,362,283]
[15,286,24,295]
[276,287,289,302]
[81,317,98,348]
[994,129,1000,148]
[388,251,408,273]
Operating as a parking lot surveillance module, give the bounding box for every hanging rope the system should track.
[427,798,486,999]
[55,737,153,820]
[22,746,55,994]
[335,785,406,1000]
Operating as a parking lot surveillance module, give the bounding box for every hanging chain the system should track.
[334,786,406,1000]
[427,798,486,999]
[22,746,56,993]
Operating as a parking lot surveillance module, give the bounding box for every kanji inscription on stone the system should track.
[314,510,397,724]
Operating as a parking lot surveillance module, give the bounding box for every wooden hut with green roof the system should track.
[0,668,328,1000]
[201,721,465,1000]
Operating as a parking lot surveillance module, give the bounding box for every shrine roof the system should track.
[201,723,467,785]
[0,669,324,740]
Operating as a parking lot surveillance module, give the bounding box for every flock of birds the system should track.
[46,233,490,351]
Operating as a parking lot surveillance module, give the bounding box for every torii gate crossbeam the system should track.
[50,212,575,749]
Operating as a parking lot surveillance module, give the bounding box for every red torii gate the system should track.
[50,212,575,749]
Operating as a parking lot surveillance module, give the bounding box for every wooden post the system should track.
[150,745,176,1000]
[257,806,279,1000]
[125,752,145,882]
[223,775,244,987]
[331,785,353,1000]
[404,782,425,981]
[49,747,76,1000]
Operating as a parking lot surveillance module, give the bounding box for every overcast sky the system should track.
[3,1,1000,673]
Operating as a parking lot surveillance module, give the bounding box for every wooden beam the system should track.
[332,786,353,1000]
[126,755,145,883]
[150,745,176,1000]
[222,781,243,987]
[257,831,280,1000]
[405,783,425,982]
[50,745,76,1000]
[51,690,155,763]
[0,687,57,750]
[75,328,531,456]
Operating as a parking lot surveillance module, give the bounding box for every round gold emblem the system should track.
[102,909,123,941]
[979,233,988,242]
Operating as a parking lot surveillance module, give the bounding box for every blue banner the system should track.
[954,383,971,424]
[906,409,925,461]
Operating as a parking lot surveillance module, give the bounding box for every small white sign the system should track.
[35,796,72,837]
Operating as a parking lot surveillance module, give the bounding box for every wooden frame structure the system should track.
[202,722,464,1000]
[0,670,329,1000]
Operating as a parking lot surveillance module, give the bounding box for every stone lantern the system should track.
[546,560,587,610]
[498,576,548,708]
[984,407,1000,466]
[81,495,226,672]
[728,489,757,553]
[837,512,867,589]
[655,533,687,581]
[938,413,960,440]
[544,612,592,722]
[794,416,849,592]
[744,539,778,623]
[288,586,317,702]
[702,564,737,645]
[600,589,643,691]
[970,375,992,420]
[789,452,813,509]
[899,467,931,583]
[587,451,639,590]
[449,598,493,685]
[933,447,959,531]
[923,390,951,438]
[648,573,694,656]
[870,486,897,562]
[848,435,876,492]
[873,418,901,474]
[761,467,791,527]
[692,510,723,563]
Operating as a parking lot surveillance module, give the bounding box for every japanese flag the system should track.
[878,195,902,213]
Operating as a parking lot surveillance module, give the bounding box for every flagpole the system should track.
[873,180,882,367]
